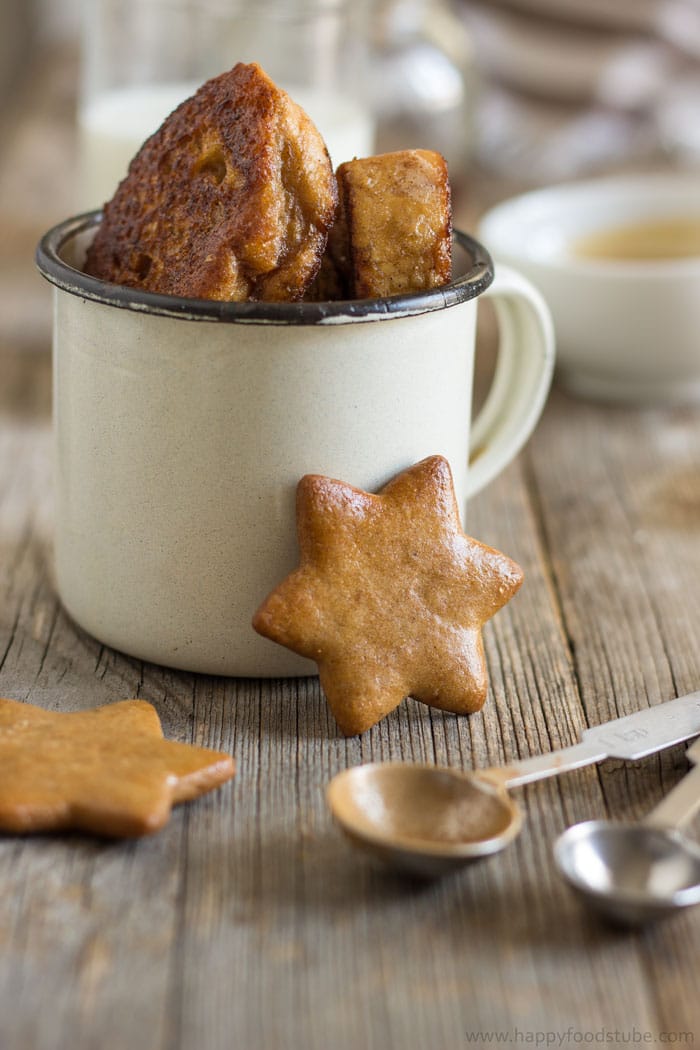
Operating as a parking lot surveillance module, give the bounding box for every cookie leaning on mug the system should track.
[85,62,338,302]
[252,456,523,736]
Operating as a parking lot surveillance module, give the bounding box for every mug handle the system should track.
[465,263,555,499]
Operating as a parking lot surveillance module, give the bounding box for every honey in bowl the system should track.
[573,217,700,261]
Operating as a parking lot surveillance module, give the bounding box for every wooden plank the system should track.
[525,391,700,1037]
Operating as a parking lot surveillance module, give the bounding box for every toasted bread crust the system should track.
[85,63,338,302]
[331,150,452,299]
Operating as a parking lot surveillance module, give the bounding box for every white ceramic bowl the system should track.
[479,173,700,404]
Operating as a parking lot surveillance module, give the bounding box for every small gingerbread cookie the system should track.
[0,698,234,837]
[252,456,523,735]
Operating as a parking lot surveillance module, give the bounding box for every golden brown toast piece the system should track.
[85,63,338,302]
[329,150,452,299]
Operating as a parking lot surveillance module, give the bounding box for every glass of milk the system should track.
[78,0,376,209]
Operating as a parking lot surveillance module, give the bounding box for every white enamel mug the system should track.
[37,215,554,677]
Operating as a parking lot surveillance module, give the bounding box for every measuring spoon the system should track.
[554,736,700,925]
[326,691,700,878]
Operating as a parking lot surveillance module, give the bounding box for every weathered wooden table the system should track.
[1,48,698,1050]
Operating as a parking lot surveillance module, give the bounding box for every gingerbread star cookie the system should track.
[0,698,235,837]
[252,455,524,735]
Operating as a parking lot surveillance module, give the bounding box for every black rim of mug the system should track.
[36,211,494,325]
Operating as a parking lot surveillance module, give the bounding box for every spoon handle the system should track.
[478,740,608,789]
[643,738,700,831]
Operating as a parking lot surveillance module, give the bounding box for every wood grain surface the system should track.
[0,46,698,1050]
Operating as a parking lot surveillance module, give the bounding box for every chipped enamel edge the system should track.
[36,211,494,326]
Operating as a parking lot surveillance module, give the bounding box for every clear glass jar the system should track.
[369,0,478,190]
[78,0,374,208]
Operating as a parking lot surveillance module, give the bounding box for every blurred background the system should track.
[2,0,700,370]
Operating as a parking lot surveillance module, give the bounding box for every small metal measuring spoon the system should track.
[326,691,700,879]
[554,737,700,925]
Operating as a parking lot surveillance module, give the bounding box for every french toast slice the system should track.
[85,63,338,302]
[330,150,452,299]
